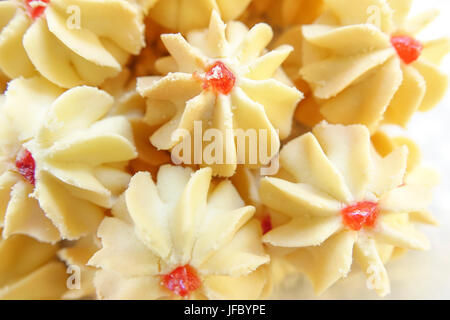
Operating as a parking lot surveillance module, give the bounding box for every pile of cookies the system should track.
[0,0,447,299]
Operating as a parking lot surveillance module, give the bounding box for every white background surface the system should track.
[274,0,450,299]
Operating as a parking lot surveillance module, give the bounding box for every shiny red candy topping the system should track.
[201,61,236,95]
[261,215,272,235]
[341,201,379,231]
[15,149,36,186]
[162,265,201,297]
[25,0,50,19]
[390,35,423,65]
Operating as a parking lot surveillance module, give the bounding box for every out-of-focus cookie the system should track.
[148,0,252,34]
[279,0,450,131]
[0,231,67,299]
[89,165,270,299]
[138,11,302,177]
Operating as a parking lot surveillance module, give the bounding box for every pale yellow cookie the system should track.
[88,165,270,300]
[0,77,137,242]
[260,122,437,296]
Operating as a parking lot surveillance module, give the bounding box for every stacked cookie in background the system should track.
[0,0,448,299]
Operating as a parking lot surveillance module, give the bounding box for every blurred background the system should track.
[274,0,450,300]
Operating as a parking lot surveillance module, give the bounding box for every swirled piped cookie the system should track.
[89,165,270,299]
[0,0,146,88]
[0,77,137,242]
[148,0,252,33]
[259,122,437,296]
[137,11,303,177]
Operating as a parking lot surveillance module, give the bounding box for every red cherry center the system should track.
[261,215,272,235]
[15,149,36,186]
[199,61,236,95]
[341,201,379,231]
[25,0,50,20]
[162,265,201,298]
[390,35,423,65]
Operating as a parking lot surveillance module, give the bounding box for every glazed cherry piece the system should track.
[261,215,272,235]
[162,265,201,297]
[25,0,50,20]
[200,61,236,95]
[15,149,36,186]
[390,35,423,65]
[341,201,379,231]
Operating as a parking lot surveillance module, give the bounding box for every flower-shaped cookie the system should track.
[297,0,449,130]
[0,73,7,93]
[0,0,145,88]
[260,122,437,296]
[138,11,303,177]
[0,231,67,299]
[131,17,170,77]
[89,165,270,299]
[0,77,137,242]
[101,69,171,177]
[148,0,252,33]
[242,0,324,28]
